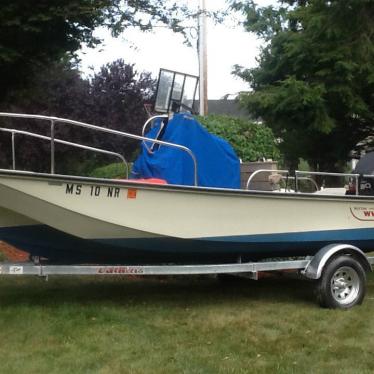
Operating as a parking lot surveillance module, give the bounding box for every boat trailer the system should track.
[1,244,373,309]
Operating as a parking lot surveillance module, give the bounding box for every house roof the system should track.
[195,99,251,118]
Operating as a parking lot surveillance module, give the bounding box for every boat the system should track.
[0,112,374,265]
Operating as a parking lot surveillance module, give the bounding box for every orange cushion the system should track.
[127,178,168,185]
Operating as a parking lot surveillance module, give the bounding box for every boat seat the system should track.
[314,188,346,195]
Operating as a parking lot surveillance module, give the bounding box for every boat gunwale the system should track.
[0,168,374,202]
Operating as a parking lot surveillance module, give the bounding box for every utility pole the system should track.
[199,0,208,115]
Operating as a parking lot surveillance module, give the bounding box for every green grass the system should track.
[0,274,373,373]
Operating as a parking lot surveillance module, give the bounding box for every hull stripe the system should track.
[0,224,373,263]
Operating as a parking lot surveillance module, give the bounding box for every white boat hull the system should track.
[0,170,374,263]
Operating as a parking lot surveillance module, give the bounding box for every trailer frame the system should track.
[0,244,373,309]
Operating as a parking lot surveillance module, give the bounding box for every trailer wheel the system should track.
[316,255,366,309]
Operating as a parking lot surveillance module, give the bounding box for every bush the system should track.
[197,115,280,162]
[88,162,128,179]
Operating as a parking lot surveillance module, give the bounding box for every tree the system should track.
[198,114,280,162]
[0,0,188,101]
[231,0,374,171]
[89,59,156,156]
[0,60,156,173]
[0,61,92,172]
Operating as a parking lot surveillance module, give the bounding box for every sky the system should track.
[78,0,278,99]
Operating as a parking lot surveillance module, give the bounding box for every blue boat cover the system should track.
[131,113,240,188]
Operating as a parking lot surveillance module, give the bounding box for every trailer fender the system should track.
[302,244,372,280]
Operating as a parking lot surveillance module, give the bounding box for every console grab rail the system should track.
[246,169,289,190]
[247,169,364,195]
[295,170,359,195]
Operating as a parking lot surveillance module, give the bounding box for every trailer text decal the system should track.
[9,266,23,274]
[97,266,144,274]
[65,183,120,199]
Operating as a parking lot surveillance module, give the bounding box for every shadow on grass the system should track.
[0,274,319,308]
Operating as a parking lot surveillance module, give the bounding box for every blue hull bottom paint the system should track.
[1,224,374,264]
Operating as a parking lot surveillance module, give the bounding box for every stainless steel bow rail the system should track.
[0,127,129,178]
[0,113,199,186]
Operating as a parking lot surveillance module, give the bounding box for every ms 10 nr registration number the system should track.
[65,183,120,198]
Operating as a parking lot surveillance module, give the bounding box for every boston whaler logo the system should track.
[350,206,374,221]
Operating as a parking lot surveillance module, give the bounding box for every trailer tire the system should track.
[316,255,366,309]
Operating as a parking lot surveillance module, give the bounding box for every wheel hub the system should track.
[331,266,360,305]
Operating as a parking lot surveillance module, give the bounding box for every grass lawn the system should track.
[0,273,373,373]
